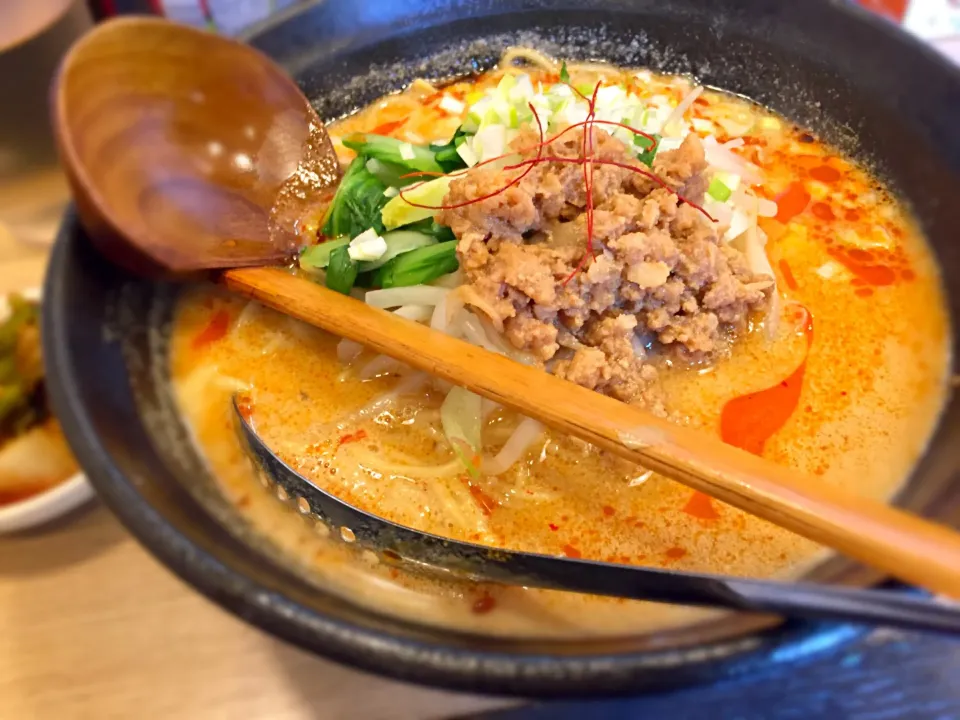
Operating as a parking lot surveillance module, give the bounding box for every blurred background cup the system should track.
[0,0,92,288]
[0,0,91,176]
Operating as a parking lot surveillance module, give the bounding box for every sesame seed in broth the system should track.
[168,64,950,639]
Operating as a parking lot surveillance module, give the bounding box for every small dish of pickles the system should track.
[0,289,91,533]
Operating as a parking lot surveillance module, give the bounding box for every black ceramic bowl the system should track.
[44,0,960,697]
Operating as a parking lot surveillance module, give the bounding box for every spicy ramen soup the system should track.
[170,50,949,638]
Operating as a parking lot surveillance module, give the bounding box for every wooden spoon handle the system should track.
[222,266,960,597]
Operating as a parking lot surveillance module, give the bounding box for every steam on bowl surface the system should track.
[43,0,960,696]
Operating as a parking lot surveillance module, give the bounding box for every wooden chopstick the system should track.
[222,266,960,597]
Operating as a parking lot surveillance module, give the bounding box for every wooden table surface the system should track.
[0,166,511,720]
[1,505,514,719]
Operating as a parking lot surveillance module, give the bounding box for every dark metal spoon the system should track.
[233,398,960,637]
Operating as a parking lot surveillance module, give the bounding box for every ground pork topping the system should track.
[439,129,773,409]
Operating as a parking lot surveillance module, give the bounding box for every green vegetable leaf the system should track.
[402,218,456,242]
[0,294,43,439]
[559,61,570,84]
[342,133,444,174]
[429,127,472,173]
[635,133,661,167]
[325,245,359,295]
[354,270,379,289]
[374,240,459,288]
[365,158,421,188]
[357,230,437,272]
[321,157,388,239]
[299,236,351,270]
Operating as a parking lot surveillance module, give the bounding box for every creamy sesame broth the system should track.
[170,54,950,638]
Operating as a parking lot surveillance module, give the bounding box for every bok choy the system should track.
[302,116,468,291]
[357,230,437,271]
[321,156,388,239]
[381,175,454,229]
[325,245,359,295]
[403,218,456,242]
[429,127,471,173]
[375,241,458,288]
[300,235,351,270]
[365,158,423,189]
[342,133,444,174]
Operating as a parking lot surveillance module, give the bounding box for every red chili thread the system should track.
[561,82,603,286]
[581,82,603,275]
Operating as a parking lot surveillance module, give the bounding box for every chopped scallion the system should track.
[707,176,733,202]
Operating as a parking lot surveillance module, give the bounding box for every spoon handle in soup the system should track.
[222,267,960,598]
[550,565,960,635]
[236,400,960,639]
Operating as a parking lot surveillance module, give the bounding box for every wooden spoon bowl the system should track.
[51,17,341,277]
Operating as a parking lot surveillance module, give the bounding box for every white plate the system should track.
[0,287,94,533]
[0,472,94,534]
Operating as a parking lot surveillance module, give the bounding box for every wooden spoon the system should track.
[52,18,960,597]
[52,16,341,277]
